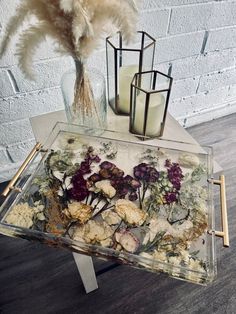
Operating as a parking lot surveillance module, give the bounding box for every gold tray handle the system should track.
[213,175,229,247]
[2,142,43,197]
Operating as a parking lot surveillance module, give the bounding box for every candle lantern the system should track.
[106,31,156,115]
[129,70,173,139]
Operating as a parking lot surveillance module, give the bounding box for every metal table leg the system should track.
[72,252,98,293]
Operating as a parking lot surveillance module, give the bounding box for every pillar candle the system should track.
[119,65,138,114]
[133,93,165,137]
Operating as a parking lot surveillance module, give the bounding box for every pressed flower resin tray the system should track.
[0,123,228,285]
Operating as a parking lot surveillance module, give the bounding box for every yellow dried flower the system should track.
[63,202,92,224]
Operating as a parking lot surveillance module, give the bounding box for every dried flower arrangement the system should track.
[0,0,139,120]
[4,132,211,284]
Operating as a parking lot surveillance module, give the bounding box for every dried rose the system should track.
[115,199,147,226]
[115,229,140,253]
[101,210,122,225]
[63,202,92,224]
[95,180,116,198]
[73,220,113,246]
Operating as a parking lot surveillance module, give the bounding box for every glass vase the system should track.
[61,60,107,133]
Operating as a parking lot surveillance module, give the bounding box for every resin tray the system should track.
[0,123,228,285]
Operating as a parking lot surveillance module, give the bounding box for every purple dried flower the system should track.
[68,173,89,201]
[133,163,159,183]
[165,159,171,168]
[165,192,177,204]
[165,160,184,191]
[134,163,148,180]
[88,173,101,183]
[124,175,141,189]
[100,161,115,170]
[129,192,138,201]
[79,160,91,175]
[111,167,124,177]
[148,167,159,182]
[94,155,101,163]
[99,168,111,179]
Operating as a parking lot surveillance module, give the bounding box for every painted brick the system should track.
[87,49,107,77]
[0,161,22,183]
[154,62,171,75]
[0,87,64,123]
[0,0,19,23]
[0,37,60,68]
[228,84,236,100]
[7,139,36,163]
[0,69,14,97]
[205,26,236,53]
[169,2,236,35]
[0,148,9,166]
[198,68,236,93]
[170,77,200,100]
[11,57,73,93]
[0,119,34,146]
[180,101,236,128]
[0,0,60,65]
[142,0,212,10]
[171,49,236,80]
[169,87,229,118]
[155,31,205,63]
[138,9,170,38]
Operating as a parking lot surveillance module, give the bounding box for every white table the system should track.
[29,109,222,293]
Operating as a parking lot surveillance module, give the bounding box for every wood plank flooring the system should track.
[0,113,236,314]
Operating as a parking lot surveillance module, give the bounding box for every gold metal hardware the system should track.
[212,175,229,247]
[2,142,42,197]
[9,187,22,193]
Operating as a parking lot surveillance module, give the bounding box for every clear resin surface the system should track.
[0,123,216,285]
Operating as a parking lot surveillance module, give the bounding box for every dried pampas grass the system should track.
[0,0,140,119]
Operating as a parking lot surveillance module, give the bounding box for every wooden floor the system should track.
[0,113,236,314]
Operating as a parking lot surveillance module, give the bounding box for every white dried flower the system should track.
[5,203,35,229]
[73,220,113,246]
[145,218,194,240]
[101,210,122,225]
[142,218,160,245]
[95,180,116,198]
[115,199,147,226]
[59,0,74,13]
[178,153,200,168]
[153,250,167,262]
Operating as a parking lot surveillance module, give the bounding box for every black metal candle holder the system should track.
[129,70,173,140]
[106,31,156,115]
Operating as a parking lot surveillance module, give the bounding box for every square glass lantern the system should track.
[130,70,173,139]
[106,31,156,115]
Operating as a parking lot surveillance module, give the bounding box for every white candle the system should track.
[133,93,165,137]
[119,65,138,114]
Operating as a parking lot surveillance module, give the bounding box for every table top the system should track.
[30,108,222,173]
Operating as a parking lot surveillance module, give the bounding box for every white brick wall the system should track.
[0,0,236,182]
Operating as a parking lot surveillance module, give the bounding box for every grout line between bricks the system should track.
[201,31,209,54]
[168,63,173,76]
[5,149,14,163]
[6,70,20,93]
[167,8,173,35]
